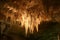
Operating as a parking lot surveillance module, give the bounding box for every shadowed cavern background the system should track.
[0,0,60,40]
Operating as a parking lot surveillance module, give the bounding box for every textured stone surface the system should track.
[0,0,60,40]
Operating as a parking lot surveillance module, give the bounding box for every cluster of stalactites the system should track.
[16,10,51,34]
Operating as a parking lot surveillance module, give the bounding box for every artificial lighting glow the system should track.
[5,3,51,35]
[16,10,51,34]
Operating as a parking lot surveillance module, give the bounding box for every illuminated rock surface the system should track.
[0,0,60,40]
